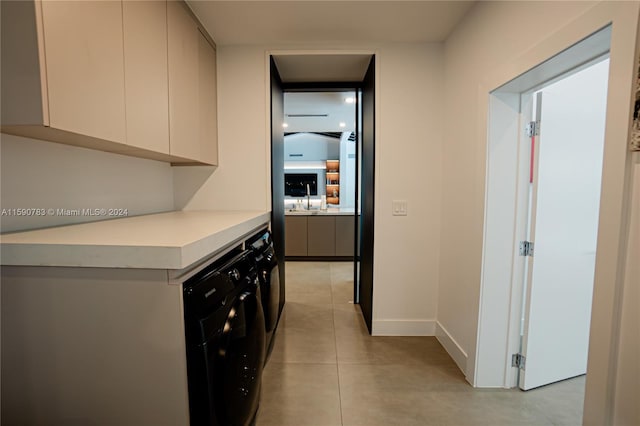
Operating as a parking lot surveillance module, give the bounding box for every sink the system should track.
[286,209,320,215]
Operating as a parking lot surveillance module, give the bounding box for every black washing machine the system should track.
[247,229,280,362]
[183,249,266,426]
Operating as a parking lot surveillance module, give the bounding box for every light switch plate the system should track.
[392,200,408,216]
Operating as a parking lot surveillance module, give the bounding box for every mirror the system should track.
[283,91,356,208]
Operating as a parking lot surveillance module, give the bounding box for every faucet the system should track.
[306,184,311,210]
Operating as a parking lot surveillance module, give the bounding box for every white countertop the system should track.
[285,207,356,216]
[0,210,270,269]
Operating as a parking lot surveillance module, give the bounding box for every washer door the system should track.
[208,282,266,426]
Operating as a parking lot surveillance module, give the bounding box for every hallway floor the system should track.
[256,261,585,426]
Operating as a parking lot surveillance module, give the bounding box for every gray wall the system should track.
[0,134,174,233]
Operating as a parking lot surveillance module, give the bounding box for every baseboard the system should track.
[372,319,436,336]
[435,321,468,373]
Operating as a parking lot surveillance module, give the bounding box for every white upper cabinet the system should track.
[41,0,127,144]
[198,30,219,166]
[168,1,218,165]
[167,0,200,162]
[123,0,170,154]
[1,0,217,166]
[1,0,126,143]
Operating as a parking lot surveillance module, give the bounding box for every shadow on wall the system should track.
[172,166,217,210]
[0,134,176,232]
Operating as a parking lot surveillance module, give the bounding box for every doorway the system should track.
[269,53,376,333]
[516,58,609,391]
[281,90,358,260]
[476,25,612,390]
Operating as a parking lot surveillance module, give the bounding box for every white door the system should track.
[519,59,610,390]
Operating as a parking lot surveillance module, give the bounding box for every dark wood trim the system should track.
[354,89,362,305]
[359,56,376,334]
[270,57,286,321]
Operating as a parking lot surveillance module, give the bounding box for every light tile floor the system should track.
[256,261,585,426]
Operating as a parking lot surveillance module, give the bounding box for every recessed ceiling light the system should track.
[339,122,346,128]
[282,123,289,128]
[345,97,355,104]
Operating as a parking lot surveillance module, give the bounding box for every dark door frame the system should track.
[270,58,286,322]
[358,57,376,333]
[269,55,376,333]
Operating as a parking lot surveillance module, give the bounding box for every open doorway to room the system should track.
[515,58,609,391]
[281,90,358,261]
[476,24,612,409]
[269,53,376,333]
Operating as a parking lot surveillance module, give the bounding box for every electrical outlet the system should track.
[392,200,408,216]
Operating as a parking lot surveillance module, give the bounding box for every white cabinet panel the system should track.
[123,0,170,154]
[2,0,218,166]
[168,0,199,161]
[198,31,218,165]
[41,0,127,143]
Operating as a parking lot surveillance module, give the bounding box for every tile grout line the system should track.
[329,263,346,426]
[269,263,583,426]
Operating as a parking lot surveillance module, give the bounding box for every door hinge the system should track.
[512,353,526,370]
[526,121,540,137]
[519,241,534,256]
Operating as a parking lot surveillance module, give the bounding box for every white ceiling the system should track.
[284,92,357,132]
[185,1,476,135]
[186,1,476,46]
[273,54,373,83]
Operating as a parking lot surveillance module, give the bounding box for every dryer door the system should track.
[207,280,266,426]
[263,248,280,333]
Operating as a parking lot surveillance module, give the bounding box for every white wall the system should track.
[440,1,599,379]
[0,134,175,233]
[284,132,340,162]
[612,154,640,426]
[371,43,444,335]
[441,1,639,424]
[177,42,445,335]
[172,45,270,212]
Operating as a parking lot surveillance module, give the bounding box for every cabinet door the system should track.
[167,1,199,160]
[1,1,48,126]
[198,31,218,165]
[307,216,336,256]
[123,0,170,154]
[285,216,308,257]
[335,216,355,257]
[40,0,126,143]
